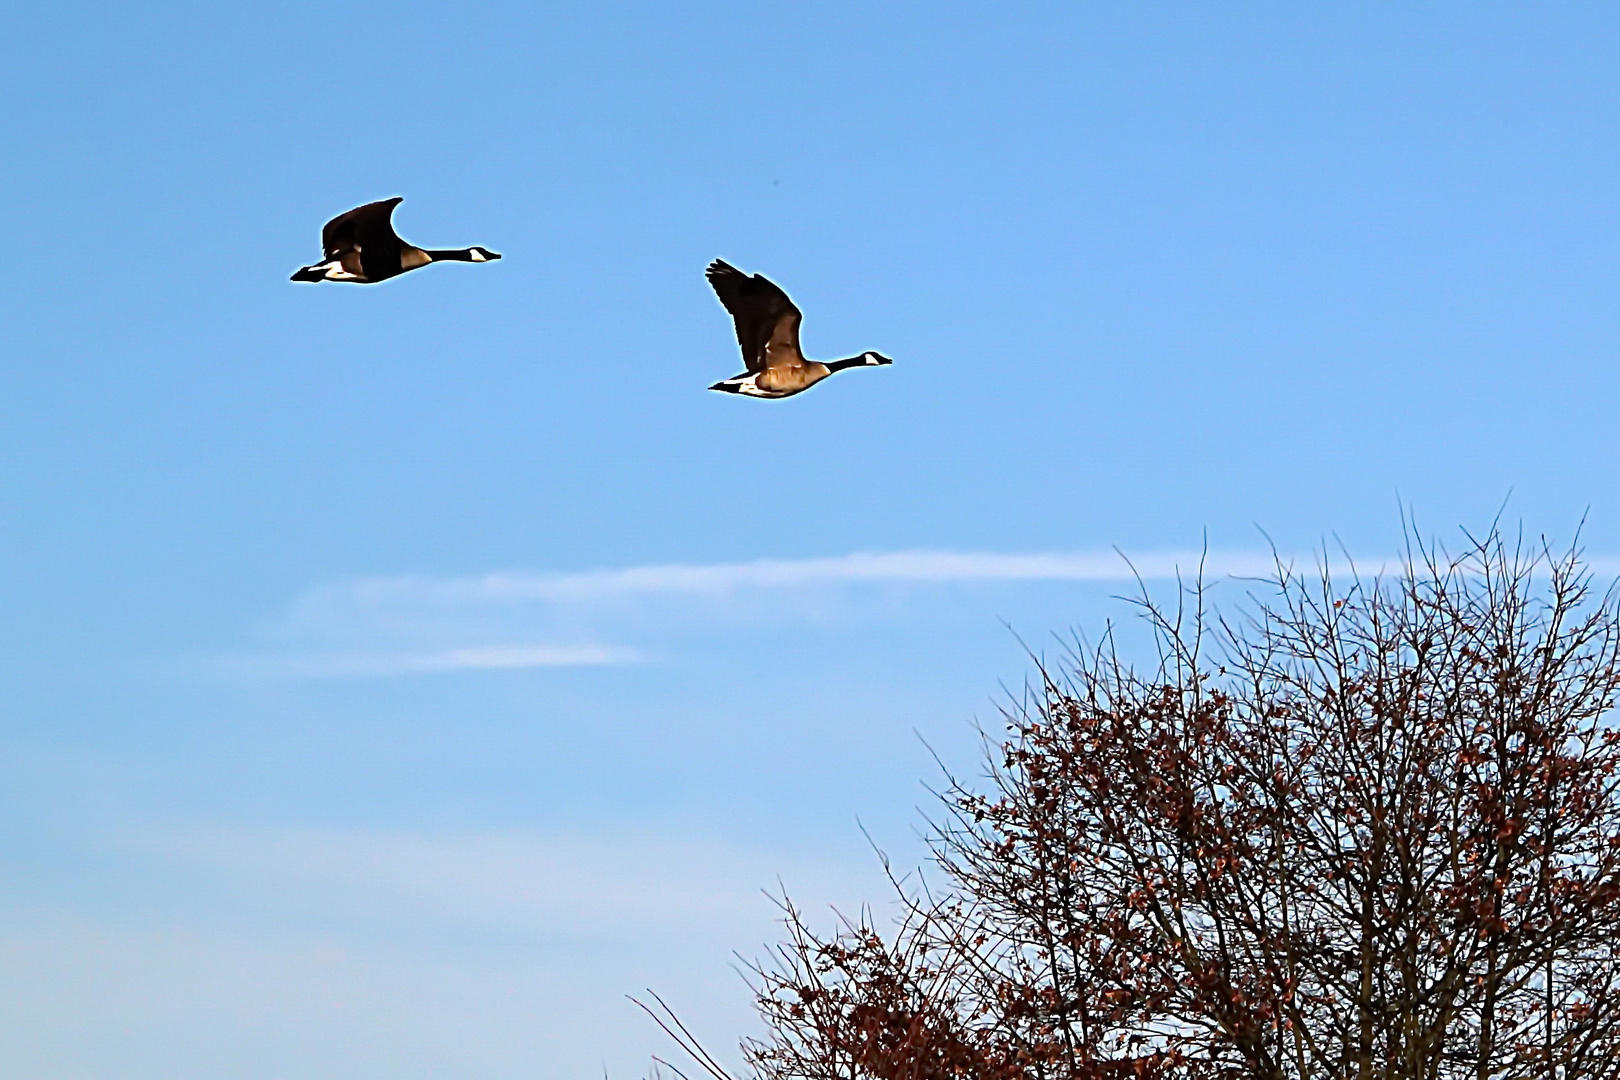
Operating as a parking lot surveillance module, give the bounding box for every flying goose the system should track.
[705,260,892,398]
[290,197,500,284]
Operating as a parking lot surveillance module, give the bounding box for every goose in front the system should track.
[291,197,500,284]
[705,260,892,398]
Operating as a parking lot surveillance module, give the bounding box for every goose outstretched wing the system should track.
[321,197,406,279]
[706,259,804,374]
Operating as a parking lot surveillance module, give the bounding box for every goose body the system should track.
[291,198,500,284]
[705,260,891,398]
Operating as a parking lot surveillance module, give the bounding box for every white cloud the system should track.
[231,548,1620,678]
[150,827,685,933]
[225,644,638,678]
[236,548,1279,678]
[142,823,879,939]
[332,548,1282,606]
[0,823,891,1080]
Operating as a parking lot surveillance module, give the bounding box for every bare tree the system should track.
[740,529,1620,1080]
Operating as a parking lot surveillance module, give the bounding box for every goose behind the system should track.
[291,198,501,284]
[704,259,892,399]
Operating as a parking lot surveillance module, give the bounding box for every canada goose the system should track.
[705,260,892,398]
[290,197,500,284]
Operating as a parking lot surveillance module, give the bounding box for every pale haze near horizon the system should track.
[3,3,1620,1078]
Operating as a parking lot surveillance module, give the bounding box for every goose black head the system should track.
[290,263,330,282]
[862,351,893,366]
[467,247,501,262]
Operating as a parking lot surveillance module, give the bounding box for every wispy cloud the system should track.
[142,822,876,939]
[230,548,1620,678]
[234,549,1274,677]
[332,548,1283,607]
[2,823,887,1079]
[223,644,638,679]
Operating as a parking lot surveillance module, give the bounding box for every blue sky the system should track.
[4,2,1620,1077]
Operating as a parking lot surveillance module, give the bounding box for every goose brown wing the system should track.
[762,309,805,371]
[321,197,407,282]
[317,196,403,259]
[705,259,804,374]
